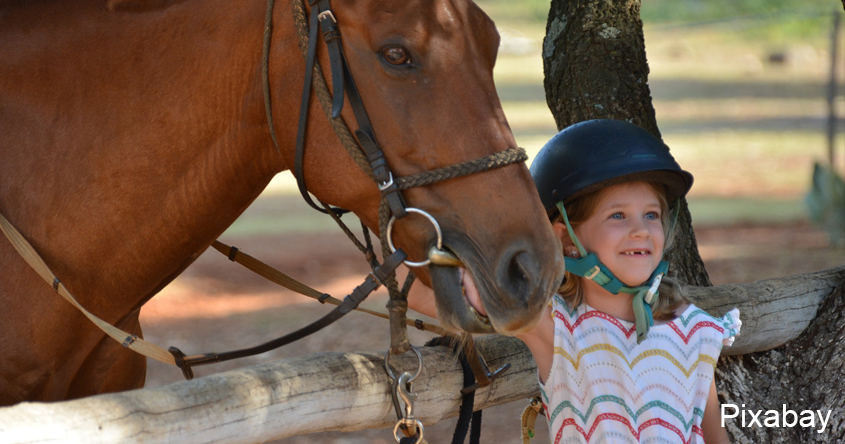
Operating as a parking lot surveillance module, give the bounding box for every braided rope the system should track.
[319,200,371,256]
[396,147,528,190]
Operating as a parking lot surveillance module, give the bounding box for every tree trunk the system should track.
[542,0,711,288]
[544,0,845,442]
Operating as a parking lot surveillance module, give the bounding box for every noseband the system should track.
[263,0,528,355]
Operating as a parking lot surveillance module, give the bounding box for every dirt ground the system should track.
[138,220,843,444]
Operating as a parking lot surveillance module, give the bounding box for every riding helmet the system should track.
[530,119,693,214]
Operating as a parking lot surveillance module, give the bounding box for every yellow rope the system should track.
[520,396,545,444]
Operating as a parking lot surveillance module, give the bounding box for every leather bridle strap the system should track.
[168,247,408,380]
[290,0,408,218]
[209,239,450,337]
[292,0,339,215]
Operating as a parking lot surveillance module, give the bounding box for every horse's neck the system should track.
[0,0,288,317]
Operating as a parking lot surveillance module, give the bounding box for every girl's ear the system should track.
[553,221,581,259]
[552,221,570,245]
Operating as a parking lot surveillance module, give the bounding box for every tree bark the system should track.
[544,0,845,442]
[542,0,711,287]
[718,280,845,443]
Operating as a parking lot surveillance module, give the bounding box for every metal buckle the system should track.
[378,172,395,191]
[584,265,601,280]
[122,335,138,348]
[317,10,336,23]
[368,271,384,289]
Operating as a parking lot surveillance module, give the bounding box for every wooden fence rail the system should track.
[1,266,842,444]
[0,336,538,444]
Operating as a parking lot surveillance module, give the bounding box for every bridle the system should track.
[271,0,528,356]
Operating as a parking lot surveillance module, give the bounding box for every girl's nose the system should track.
[629,219,650,238]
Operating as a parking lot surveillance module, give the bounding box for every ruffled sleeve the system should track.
[718,308,742,346]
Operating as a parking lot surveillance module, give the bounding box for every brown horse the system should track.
[0,0,564,405]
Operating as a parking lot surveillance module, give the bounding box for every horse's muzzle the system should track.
[429,240,563,335]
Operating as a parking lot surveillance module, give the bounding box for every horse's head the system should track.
[292,0,565,335]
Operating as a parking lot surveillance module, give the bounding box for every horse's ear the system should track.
[107,0,187,13]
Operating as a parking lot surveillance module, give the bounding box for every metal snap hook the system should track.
[386,208,442,268]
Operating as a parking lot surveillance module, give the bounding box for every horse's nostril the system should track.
[503,250,532,299]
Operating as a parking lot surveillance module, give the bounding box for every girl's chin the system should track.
[616,272,655,287]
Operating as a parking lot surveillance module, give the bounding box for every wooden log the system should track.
[0,335,538,444]
[687,265,845,355]
[1,266,842,443]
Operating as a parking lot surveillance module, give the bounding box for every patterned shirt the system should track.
[540,295,741,444]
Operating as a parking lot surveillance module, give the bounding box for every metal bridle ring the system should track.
[393,419,424,444]
[384,345,423,382]
[385,208,442,267]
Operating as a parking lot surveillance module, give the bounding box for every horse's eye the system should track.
[380,45,411,66]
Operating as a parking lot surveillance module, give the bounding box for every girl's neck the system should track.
[582,279,636,322]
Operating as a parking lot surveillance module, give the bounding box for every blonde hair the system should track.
[553,181,688,320]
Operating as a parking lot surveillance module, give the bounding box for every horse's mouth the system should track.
[429,252,496,334]
[459,266,489,321]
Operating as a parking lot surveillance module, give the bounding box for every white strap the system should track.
[0,212,176,365]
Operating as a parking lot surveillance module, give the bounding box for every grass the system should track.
[687,197,808,224]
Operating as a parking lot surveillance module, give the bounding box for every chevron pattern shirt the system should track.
[540,295,741,444]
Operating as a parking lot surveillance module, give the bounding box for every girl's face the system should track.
[572,182,666,287]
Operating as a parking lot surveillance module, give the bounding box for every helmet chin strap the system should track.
[556,202,678,343]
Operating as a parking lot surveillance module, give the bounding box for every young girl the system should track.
[410,119,740,443]
[521,119,739,443]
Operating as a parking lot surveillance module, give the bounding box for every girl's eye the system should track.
[610,213,624,220]
[645,212,661,221]
[380,45,412,66]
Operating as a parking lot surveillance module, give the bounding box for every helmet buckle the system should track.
[584,265,601,280]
